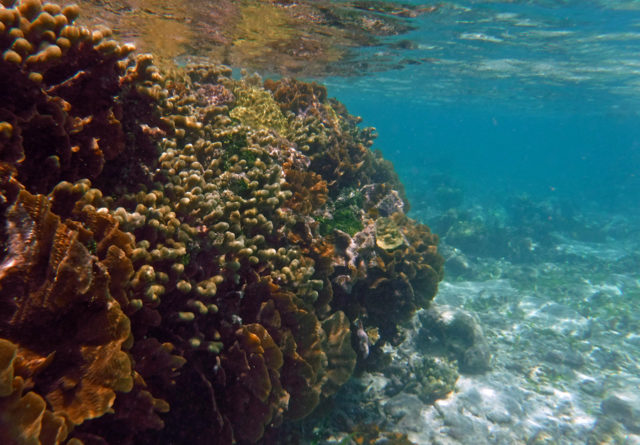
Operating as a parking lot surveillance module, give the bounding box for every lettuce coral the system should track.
[0,1,444,443]
[0,187,134,437]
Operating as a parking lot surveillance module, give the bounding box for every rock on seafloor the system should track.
[0,0,445,443]
[601,392,640,434]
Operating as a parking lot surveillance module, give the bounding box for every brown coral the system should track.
[0,187,134,434]
[282,164,329,216]
[264,77,328,115]
[0,0,164,196]
[247,280,328,421]
[1,4,444,440]
[276,79,408,202]
[332,211,444,342]
[242,280,356,422]
[0,339,74,445]
[222,323,287,443]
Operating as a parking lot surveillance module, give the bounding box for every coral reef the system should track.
[0,0,168,196]
[331,211,444,342]
[0,186,134,441]
[0,338,75,445]
[0,1,444,443]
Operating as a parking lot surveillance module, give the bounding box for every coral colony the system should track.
[0,0,443,443]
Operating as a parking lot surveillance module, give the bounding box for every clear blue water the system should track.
[324,0,640,214]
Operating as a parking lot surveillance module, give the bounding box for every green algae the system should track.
[318,207,363,236]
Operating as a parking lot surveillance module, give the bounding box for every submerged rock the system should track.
[601,392,640,434]
[418,305,492,374]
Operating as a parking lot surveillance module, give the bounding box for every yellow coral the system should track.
[230,82,288,134]
[375,215,405,250]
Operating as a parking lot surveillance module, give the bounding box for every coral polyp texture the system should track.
[0,0,443,443]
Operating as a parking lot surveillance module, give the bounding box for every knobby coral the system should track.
[0,1,444,443]
[0,0,165,197]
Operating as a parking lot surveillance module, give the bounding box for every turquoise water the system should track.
[325,0,640,213]
[317,6,640,441]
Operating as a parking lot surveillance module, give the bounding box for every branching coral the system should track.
[264,77,328,115]
[0,0,166,197]
[0,0,134,193]
[282,165,328,216]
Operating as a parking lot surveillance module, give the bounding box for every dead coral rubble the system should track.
[0,1,443,443]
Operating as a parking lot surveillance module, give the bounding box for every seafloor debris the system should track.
[0,0,443,443]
